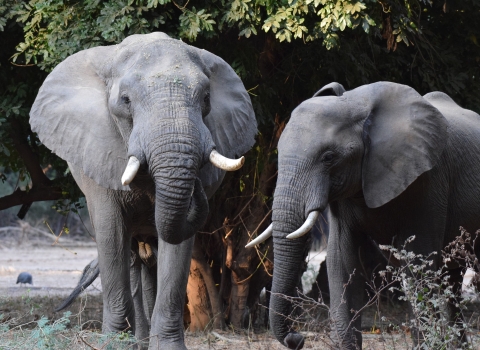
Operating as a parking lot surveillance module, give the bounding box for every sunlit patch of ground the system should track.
[0,245,101,298]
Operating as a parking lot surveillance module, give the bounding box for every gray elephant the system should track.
[30,32,257,349]
[248,82,480,349]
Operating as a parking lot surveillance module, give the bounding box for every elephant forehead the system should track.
[292,96,361,123]
[281,100,359,151]
[113,39,204,79]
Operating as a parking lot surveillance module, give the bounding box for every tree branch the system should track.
[2,119,63,215]
[0,185,63,211]
[9,119,52,187]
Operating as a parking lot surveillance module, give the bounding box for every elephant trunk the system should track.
[143,114,209,244]
[270,159,328,349]
[270,236,309,349]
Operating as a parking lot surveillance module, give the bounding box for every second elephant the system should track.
[256,82,480,349]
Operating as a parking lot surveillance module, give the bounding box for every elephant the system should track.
[247,81,480,349]
[30,32,257,349]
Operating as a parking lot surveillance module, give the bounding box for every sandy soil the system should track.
[0,244,101,298]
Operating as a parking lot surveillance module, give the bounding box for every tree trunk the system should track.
[186,258,212,332]
[190,237,225,330]
[228,268,250,328]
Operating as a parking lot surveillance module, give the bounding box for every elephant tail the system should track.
[54,257,100,312]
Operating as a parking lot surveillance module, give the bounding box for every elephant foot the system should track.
[147,339,187,350]
[133,333,149,350]
[132,340,148,350]
[330,330,362,350]
[284,331,305,349]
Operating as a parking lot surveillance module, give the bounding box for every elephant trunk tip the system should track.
[284,331,305,349]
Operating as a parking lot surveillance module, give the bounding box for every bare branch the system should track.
[0,185,63,210]
[9,119,51,187]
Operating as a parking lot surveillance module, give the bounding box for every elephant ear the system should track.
[313,82,345,97]
[359,82,448,208]
[30,45,129,190]
[197,50,258,193]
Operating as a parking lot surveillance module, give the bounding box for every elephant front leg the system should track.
[327,215,364,349]
[88,191,135,335]
[149,236,195,350]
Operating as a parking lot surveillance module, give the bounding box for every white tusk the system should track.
[286,211,320,239]
[245,224,273,248]
[121,156,140,186]
[209,150,245,171]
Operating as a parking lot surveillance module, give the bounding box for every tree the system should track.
[1,0,479,330]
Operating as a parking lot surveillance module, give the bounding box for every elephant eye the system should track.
[121,94,131,105]
[321,152,335,163]
[202,92,211,117]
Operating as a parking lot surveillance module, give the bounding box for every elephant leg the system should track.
[130,249,149,347]
[87,190,135,334]
[70,165,135,334]
[149,236,195,350]
[142,263,157,324]
[327,211,363,349]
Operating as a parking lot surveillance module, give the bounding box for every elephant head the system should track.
[30,32,257,244]
[265,82,448,349]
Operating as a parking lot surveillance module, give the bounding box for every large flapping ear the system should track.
[196,50,258,192]
[29,45,129,190]
[313,82,345,97]
[357,82,448,208]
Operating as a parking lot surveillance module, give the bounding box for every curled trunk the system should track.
[154,176,208,244]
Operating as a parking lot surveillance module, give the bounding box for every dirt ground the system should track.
[0,240,479,349]
[0,245,101,297]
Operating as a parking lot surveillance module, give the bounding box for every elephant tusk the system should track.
[121,156,140,186]
[286,211,320,239]
[209,150,245,171]
[245,223,273,248]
